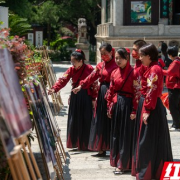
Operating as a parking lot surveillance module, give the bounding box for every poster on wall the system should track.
[131,1,152,23]
[28,33,34,45]
[35,31,43,47]
[0,49,32,138]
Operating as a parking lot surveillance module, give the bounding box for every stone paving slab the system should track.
[31,64,180,180]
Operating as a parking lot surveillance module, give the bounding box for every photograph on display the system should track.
[131,1,151,23]
[39,82,58,134]
[25,83,56,167]
[31,82,57,142]
[0,49,32,138]
[0,113,15,157]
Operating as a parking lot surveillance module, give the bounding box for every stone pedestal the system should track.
[76,43,90,61]
[76,18,90,61]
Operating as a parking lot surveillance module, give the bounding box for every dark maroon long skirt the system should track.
[67,88,92,150]
[88,83,111,151]
[132,97,173,180]
[110,95,134,170]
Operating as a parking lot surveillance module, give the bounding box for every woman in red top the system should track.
[163,45,180,131]
[131,40,148,176]
[72,43,117,156]
[133,44,173,180]
[105,48,137,174]
[48,49,98,150]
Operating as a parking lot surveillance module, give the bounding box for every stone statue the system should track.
[76,18,90,61]
[77,18,87,43]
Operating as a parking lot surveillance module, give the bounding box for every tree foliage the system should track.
[2,0,101,45]
[9,14,32,36]
[57,0,101,44]
[1,0,33,19]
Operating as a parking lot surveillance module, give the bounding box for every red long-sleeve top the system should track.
[80,55,117,89]
[52,64,98,99]
[133,60,147,106]
[163,57,180,89]
[141,62,164,114]
[105,61,137,115]
[158,58,165,68]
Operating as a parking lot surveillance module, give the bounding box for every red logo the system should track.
[161,162,180,180]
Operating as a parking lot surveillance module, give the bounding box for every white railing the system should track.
[96,23,180,37]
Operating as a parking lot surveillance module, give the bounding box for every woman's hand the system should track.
[142,113,150,125]
[92,100,96,109]
[130,114,136,120]
[72,85,82,94]
[107,112,112,119]
[47,89,55,95]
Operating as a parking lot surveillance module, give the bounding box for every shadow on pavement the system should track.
[63,152,71,180]
[59,106,68,116]
[173,159,180,161]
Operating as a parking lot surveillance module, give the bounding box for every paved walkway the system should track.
[32,64,180,180]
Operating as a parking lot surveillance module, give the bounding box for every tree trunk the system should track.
[47,23,51,46]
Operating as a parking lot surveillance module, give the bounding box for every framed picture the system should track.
[0,49,32,138]
[25,83,56,177]
[131,1,151,23]
[0,113,15,157]
[124,0,159,25]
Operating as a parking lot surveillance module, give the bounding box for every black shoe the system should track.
[91,151,106,157]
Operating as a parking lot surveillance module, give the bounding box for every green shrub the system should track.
[49,37,75,61]
[89,50,96,62]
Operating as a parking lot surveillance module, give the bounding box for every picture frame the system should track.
[123,0,159,25]
[0,113,15,158]
[0,49,32,138]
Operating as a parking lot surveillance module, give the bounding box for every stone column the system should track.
[101,0,106,24]
[113,0,123,26]
[0,6,9,28]
[110,0,113,23]
[158,0,168,25]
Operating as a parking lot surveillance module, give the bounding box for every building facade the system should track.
[96,0,180,64]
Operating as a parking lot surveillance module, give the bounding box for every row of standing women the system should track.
[48,41,173,180]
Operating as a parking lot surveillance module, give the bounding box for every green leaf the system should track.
[21,86,25,92]
[29,111,33,115]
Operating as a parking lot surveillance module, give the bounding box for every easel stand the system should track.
[41,60,62,115]
[15,135,42,180]
[56,132,66,163]
[7,145,31,180]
